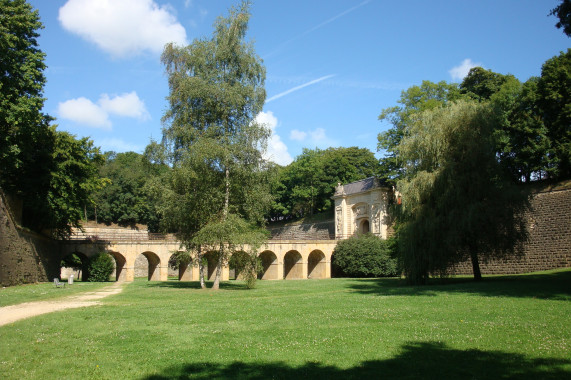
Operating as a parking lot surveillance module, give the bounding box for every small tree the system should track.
[332,233,397,278]
[87,253,114,282]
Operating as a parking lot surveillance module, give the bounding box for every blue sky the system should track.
[29,0,569,166]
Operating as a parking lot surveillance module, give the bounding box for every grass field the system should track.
[1,269,570,379]
[0,281,110,307]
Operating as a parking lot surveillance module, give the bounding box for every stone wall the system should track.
[268,221,335,240]
[451,183,571,275]
[0,191,61,286]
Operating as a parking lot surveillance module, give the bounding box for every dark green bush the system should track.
[87,253,115,282]
[332,233,397,277]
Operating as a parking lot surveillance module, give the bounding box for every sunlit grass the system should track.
[1,269,570,379]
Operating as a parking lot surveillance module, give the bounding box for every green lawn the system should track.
[1,269,570,379]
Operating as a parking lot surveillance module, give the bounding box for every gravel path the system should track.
[0,282,125,327]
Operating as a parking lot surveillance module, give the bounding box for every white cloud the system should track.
[256,111,293,166]
[99,92,150,121]
[289,127,337,148]
[449,58,482,81]
[58,0,188,58]
[58,92,149,128]
[290,129,308,141]
[58,97,111,129]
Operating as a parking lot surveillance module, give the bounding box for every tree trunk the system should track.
[470,251,482,281]
[212,167,230,290]
[212,245,223,290]
[198,249,206,289]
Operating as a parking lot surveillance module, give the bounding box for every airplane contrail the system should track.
[266,74,336,103]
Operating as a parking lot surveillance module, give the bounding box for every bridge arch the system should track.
[204,251,220,281]
[259,250,278,280]
[308,250,326,279]
[107,251,127,281]
[229,250,249,280]
[136,251,161,281]
[60,251,89,281]
[284,250,303,279]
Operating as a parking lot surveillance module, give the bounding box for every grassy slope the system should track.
[1,269,570,379]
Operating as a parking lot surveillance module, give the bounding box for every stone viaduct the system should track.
[60,177,392,283]
[61,237,337,282]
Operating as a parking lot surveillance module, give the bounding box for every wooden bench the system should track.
[54,278,66,288]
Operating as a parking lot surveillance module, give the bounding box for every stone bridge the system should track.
[61,235,337,282]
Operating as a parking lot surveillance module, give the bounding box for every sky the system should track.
[29,0,569,166]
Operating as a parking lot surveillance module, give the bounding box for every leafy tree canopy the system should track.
[550,0,571,37]
[395,100,530,284]
[270,146,380,220]
[377,80,463,181]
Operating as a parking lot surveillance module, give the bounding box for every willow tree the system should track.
[159,1,270,289]
[395,100,530,284]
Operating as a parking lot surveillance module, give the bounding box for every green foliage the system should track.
[229,251,260,289]
[45,131,106,238]
[537,48,571,180]
[87,253,114,282]
[271,146,380,220]
[550,0,571,37]
[332,233,397,277]
[90,151,166,230]
[87,252,115,282]
[60,253,83,271]
[0,0,52,195]
[168,250,192,270]
[460,67,514,101]
[377,80,463,182]
[395,100,530,284]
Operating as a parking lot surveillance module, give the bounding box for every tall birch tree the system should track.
[159,1,270,289]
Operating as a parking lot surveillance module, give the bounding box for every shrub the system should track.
[87,253,115,282]
[332,233,397,277]
[168,251,192,270]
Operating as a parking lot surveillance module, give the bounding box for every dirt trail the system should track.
[0,282,125,327]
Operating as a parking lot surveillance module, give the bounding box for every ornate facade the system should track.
[332,177,392,239]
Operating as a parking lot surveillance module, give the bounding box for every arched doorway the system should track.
[284,250,303,279]
[308,250,326,279]
[360,219,370,234]
[258,251,278,280]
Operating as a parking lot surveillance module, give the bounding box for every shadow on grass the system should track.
[143,341,570,380]
[143,281,250,291]
[346,270,571,300]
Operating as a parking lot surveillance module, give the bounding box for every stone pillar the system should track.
[277,259,284,279]
[179,264,192,281]
[124,266,135,282]
[159,265,169,281]
[325,259,331,279]
[302,260,308,279]
[192,265,200,281]
[222,265,229,281]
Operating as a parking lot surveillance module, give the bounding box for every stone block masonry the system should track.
[0,191,60,286]
[451,183,571,275]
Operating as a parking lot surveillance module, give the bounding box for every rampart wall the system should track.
[451,183,571,275]
[0,191,60,286]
